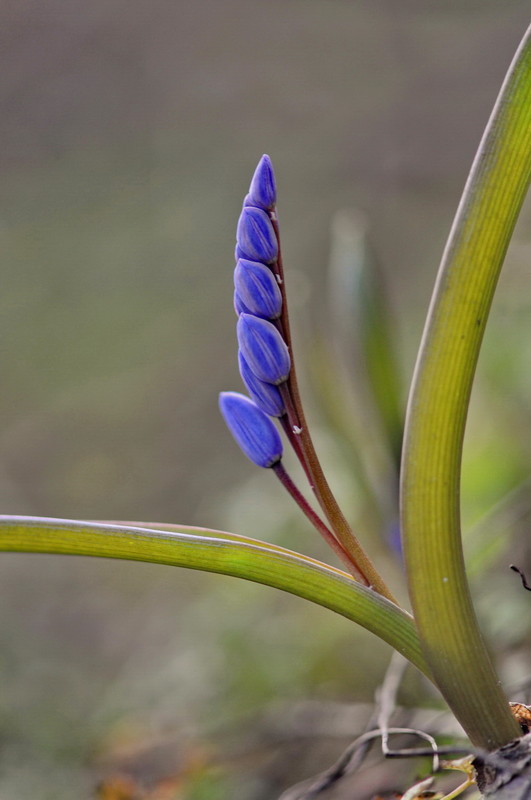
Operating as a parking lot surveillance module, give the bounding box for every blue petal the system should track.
[237,313,290,385]
[242,193,262,209]
[238,351,286,417]
[236,207,278,264]
[219,392,283,468]
[248,154,277,210]
[234,259,282,320]
[234,289,253,316]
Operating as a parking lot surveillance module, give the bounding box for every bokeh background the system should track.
[1,2,530,798]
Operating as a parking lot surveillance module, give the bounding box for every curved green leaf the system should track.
[0,515,429,677]
[401,26,530,748]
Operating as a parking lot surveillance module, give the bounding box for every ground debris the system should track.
[474,733,531,799]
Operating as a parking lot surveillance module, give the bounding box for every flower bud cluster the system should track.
[217,158,369,586]
[221,155,293,468]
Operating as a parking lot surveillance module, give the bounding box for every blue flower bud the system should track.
[219,391,283,468]
[234,259,282,320]
[238,351,286,417]
[248,154,276,210]
[236,207,278,264]
[242,193,261,209]
[237,313,290,385]
[234,290,253,316]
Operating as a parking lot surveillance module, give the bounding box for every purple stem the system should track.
[266,208,395,601]
[272,461,366,581]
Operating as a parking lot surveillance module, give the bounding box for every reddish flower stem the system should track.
[272,462,366,581]
[268,209,397,604]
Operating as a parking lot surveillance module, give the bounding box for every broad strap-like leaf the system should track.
[0,515,429,677]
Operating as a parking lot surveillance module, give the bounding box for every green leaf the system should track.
[400,26,530,748]
[328,210,403,469]
[0,515,429,677]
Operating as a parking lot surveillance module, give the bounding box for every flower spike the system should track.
[237,313,291,385]
[236,207,278,264]
[219,392,283,468]
[221,154,397,601]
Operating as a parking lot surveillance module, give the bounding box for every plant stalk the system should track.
[272,460,367,582]
[270,213,396,603]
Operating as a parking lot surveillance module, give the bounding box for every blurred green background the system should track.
[0,2,530,798]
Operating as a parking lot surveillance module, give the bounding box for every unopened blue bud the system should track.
[219,391,283,468]
[236,207,278,264]
[237,313,290,385]
[234,290,253,316]
[248,155,277,210]
[234,259,282,320]
[238,351,285,417]
[242,193,261,209]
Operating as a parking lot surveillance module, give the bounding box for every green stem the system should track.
[0,515,429,676]
[400,26,531,749]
